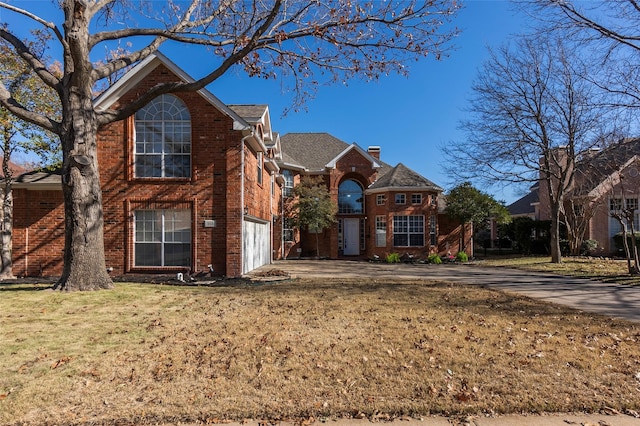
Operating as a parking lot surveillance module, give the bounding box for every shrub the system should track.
[581,239,598,255]
[455,251,468,262]
[427,254,442,264]
[386,252,401,263]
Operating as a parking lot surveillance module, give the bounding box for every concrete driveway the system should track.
[252,259,640,323]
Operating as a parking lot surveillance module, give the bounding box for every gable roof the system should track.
[571,138,640,198]
[280,132,384,172]
[508,187,539,217]
[228,104,274,143]
[94,51,251,132]
[367,163,443,193]
[12,169,61,190]
[280,133,352,171]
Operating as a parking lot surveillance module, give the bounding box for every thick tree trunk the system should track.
[53,2,113,291]
[54,96,112,291]
[550,205,562,263]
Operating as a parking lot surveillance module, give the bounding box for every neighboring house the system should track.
[508,138,640,255]
[9,53,469,278]
[278,133,471,260]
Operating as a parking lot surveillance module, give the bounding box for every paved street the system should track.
[253,259,640,322]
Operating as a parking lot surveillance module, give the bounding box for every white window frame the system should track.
[393,215,425,247]
[411,194,422,205]
[283,170,294,198]
[376,194,386,205]
[257,151,263,185]
[134,209,192,267]
[395,193,406,205]
[134,94,191,178]
[375,215,387,247]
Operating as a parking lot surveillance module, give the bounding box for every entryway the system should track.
[343,218,360,256]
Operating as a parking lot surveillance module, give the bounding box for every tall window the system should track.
[375,216,387,247]
[135,94,191,178]
[338,179,363,214]
[134,209,191,266]
[430,215,437,246]
[393,215,424,247]
[283,169,294,197]
[257,151,263,185]
[283,217,294,242]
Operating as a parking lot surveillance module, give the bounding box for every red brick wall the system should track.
[12,189,65,277]
[98,64,260,277]
[366,191,440,260]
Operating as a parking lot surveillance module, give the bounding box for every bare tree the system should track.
[0,0,461,291]
[444,35,608,263]
[534,1,640,112]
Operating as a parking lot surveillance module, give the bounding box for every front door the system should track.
[343,218,360,255]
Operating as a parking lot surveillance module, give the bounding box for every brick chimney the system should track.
[368,146,381,160]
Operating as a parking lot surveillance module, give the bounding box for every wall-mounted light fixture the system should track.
[244,206,249,215]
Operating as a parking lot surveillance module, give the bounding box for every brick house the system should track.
[12,52,280,278]
[277,133,471,261]
[10,53,469,278]
[508,138,640,255]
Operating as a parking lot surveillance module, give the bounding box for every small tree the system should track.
[0,35,60,279]
[445,182,509,253]
[291,177,337,258]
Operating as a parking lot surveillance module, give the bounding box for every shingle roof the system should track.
[228,105,268,122]
[13,169,61,189]
[368,163,443,192]
[280,133,352,171]
[572,138,640,196]
[508,188,539,216]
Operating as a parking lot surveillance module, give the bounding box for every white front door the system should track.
[343,218,360,256]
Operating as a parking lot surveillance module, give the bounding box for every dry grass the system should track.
[1,278,640,426]
[478,256,640,285]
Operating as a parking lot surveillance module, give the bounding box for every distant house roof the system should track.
[572,137,640,198]
[13,169,61,190]
[367,163,443,193]
[0,158,27,177]
[508,187,539,217]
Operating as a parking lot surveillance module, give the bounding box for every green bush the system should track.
[427,254,442,264]
[386,252,401,263]
[581,239,598,255]
[613,232,640,253]
[455,251,469,262]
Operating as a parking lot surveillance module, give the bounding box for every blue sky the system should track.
[177,1,531,204]
[4,1,529,204]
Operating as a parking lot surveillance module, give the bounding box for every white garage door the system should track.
[242,218,271,274]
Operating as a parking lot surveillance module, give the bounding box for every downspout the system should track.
[281,178,285,260]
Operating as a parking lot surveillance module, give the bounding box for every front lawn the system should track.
[477,256,640,285]
[1,279,639,425]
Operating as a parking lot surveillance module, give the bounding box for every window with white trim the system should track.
[283,170,294,198]
[393,215,424,247]
[375,216,387,247]
[134,209,191,266]
[411,194,422,205]
[430,215,437,246]
[134,94,191,178]
[257,151,263,185]
[376,194,386,205]
[283,217,294,242]
[338,179,364,214]
[395,193,406,205]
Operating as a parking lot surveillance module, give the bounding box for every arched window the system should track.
[338,179,364,214]
[134,94,191,178]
